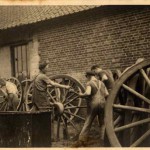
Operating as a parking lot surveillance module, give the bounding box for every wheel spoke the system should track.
[56,117,61,139]
[140,69,150,87]
[47,91,56,103]
[64,110,85,121]
[114,115,122,127]
[65,103,76,114]
[113,104,150,113]
[64,93,73,102]
[65,106,87,109]
[63,114,79,132]
[64,95,79,106]
[131,129,150,147]
[49,89,55,95]
[115,118,150,132]
[19,102,24,111]
[61,116,66,127]
[0,100,6,104]
[66,92,77,101]
[16,100,22,111]
[70,81,75,88]
[22,103,26,111]
[122,84,150,105]
[28,94,32,98]
[0,101,7,110]
[64,96,82,121]
[66,103,75,114]
[68,103,76,107]
[4,103,8,111]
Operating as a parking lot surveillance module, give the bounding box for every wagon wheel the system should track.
[26,74,86,139]
[0,89,9,111]
[105,59,150,147]
[50,74,86,120]
[17,79,32,111]
[7,77,23,111]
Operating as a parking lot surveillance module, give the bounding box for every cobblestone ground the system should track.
[51,120,104,147]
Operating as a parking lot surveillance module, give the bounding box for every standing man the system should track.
[74,71,109,147]
[0,78,19,111]
[32,61,70,110]
[91,65,114,92]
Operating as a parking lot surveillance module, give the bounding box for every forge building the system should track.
[0,6,150,81]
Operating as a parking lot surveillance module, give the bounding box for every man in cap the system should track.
[32,60,70,110]
[0,78,19,110]
[91,65,114,92]
[74,70,109,147]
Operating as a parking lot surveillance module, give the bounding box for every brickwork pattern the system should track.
[1,6,150,84]
[36,6,150,83]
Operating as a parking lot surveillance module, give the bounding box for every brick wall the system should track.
[0,5,149,121]
[0,6,150,84]
[35,6,150,84]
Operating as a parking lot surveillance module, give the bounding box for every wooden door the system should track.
[11,44,30,78]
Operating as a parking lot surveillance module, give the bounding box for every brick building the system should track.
[0,5,150,82]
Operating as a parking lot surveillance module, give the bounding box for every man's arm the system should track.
[43,75,70,89]
[78,85,91,98]
[49,80,70,89]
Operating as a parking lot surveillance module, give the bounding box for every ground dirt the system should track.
[51,120,105,147]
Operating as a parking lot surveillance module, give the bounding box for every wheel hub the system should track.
[53,102,64,115]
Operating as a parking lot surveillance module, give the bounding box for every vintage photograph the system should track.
[0,5,149,148]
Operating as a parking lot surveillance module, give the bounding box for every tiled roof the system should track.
[0,6,97,30]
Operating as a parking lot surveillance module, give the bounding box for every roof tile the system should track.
[0,6,97,30]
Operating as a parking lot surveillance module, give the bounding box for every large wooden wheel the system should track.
[25,74,86,138]
[17,79,32,111]
[105,59,150,147]
[50,75,86,121]
[0,89,9,111]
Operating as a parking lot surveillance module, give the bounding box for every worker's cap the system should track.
[39,60,49,70]
[85,71,95,77]
[91,64,102,71]
[0,78,6,86]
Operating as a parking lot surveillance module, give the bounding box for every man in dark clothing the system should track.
[74,71,109,147]
[32,61,70,110]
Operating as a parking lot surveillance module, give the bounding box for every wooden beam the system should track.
[115,118,150,132]
[122,84,150,104]
[131,129,150,147]
[113,104,150,113]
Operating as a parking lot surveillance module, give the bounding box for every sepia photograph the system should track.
[0,2,149,148]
